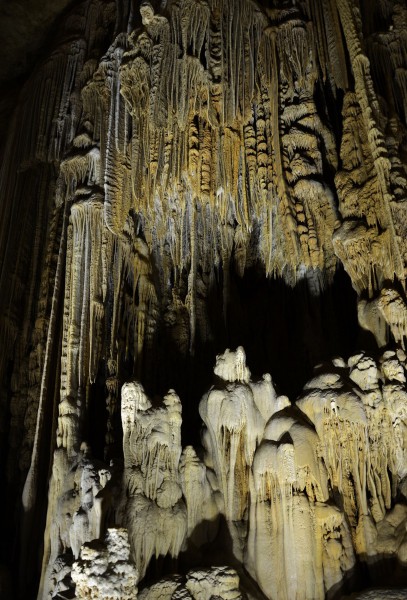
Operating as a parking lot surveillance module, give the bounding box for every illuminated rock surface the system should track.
[1,0,407,599]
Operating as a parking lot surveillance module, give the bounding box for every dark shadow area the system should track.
[139,263,359,447]
[227,264,359,399]
[86,376,109,461]
[139,515,407,600]
[140,515,268,600]
[327,553,407,599]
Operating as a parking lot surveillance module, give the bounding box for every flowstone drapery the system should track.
[1,0,407,598]
[34,348,407,599]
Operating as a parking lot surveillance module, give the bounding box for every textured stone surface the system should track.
[1,0,407,599]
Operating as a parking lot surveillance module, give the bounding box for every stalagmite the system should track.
[121,383,187,578]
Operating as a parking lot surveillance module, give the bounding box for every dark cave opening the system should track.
[139,263,361,448]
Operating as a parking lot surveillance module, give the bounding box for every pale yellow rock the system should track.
[138,567,242,600]
[72,528,139,599]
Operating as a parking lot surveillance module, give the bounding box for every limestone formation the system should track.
[1,0,407,599]
[72,528,139,600]
[34,348,407,599]
[138,567,243,600]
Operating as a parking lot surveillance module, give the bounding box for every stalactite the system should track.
[99,0,342,296]
[335,0,405,288]
[20,201,69,592]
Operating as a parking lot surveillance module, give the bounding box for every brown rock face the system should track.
[1,0,407,599]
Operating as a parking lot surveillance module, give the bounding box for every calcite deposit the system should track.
[1,0,407,599]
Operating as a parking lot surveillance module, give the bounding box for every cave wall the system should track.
[1,0,407,598]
